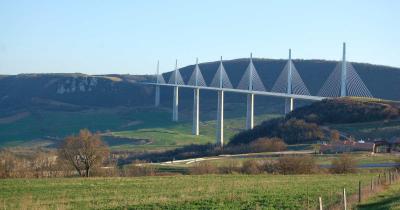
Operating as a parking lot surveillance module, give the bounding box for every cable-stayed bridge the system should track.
[144,43,373,146]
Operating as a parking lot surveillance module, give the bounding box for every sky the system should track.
[0,0,399,75]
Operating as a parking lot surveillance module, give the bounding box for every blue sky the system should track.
[0,0,399,75]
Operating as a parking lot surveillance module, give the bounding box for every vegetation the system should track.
[275,155,319,175]
[58,129,109,177]
[357,180,400,209]
[330,154,357,174]
[0,174,377,209]
[229,118,324,145]
[329,119,400,140]
[288,98,399,124]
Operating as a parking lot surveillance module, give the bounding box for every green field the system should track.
[0,173,377,209]
[357,181,400,209]
[110,113,279,151]
[0,107,280,151]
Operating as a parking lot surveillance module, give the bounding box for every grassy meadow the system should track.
[357,180,400,209]
[0,173,378,210]
[0,106,280,151]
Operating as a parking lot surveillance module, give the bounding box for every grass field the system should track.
[110,113,279,151]
[0,108,172,147]
[154,152,399,169]
[0,173,377,209]
[357,181,400,209]
[0,106,280,151]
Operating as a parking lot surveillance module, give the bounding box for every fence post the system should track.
[307,186,309,210]
[319,197,323,210]
[371,178,373,191]
[358,180,362,203]
[378,174,381,185]
[343,188,347,210]
[390,171,392,185]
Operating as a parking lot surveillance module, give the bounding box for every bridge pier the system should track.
[155,85,160,107]
[172,86,179,121]
[192,88,200,135]
[246,93,254,129]
[216,90,224,146]
[284,97,294,114]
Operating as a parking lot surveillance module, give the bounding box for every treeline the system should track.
[288,98,399,124]
[229,118,324,146]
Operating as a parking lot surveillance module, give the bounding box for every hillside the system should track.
[1,59,400,147]
[1,59,400,115]
[229,98,400,146]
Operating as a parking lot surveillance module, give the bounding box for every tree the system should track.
[58,129,109,177]
[330,154,356,174]
[330,130,340,142]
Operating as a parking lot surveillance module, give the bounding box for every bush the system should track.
[260,160,277,174]
[219,160,241,174]
[330,154,357,174]
[122,161,157,176]
[189,162,219,175]
[249,137,287,153]
[241,160,263,174]
[275,155,318,174]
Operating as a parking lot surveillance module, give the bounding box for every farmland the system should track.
[0,173,377,210]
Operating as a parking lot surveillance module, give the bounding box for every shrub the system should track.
[122,161,157,176]
[219,160,240,174]
[260,160,277,174]
[241,160,263,174]
[189,162,219,175]
[276,155,318,174]
[249,137,287,153]
[330,154,357,174]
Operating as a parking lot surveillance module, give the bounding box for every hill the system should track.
[1,59,400,114]
[1,59,400,147]
[229,98,400,145]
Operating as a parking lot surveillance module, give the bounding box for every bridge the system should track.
[143,43,373,146]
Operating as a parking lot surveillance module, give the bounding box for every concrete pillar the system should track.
[246,93,254,129]
[216,90,224,146]
[192,88,200,135]
[172,86,179,121]
[285,97,294,114]
[155,85,160,107]
[290,97,294,112]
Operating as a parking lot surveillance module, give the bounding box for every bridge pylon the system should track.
[192,58,200,135]
[215,56,226,147]
[285,49,294,114]
[340,42,347,97]
[246,53,255,130]
[172,60,179,121]
[154,61,161,107]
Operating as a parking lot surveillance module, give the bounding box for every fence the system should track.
[314,169,400,210]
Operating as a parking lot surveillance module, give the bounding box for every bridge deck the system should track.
[142,82,326,101]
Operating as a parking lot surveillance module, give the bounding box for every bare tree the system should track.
[58,129,109,177]
[330,130,341,142]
